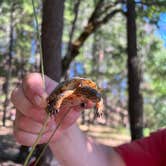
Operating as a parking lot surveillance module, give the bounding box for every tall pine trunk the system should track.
[126,0,143,140]
[42,0,64,81]
[37,0,65,165]
[2,2,15,126]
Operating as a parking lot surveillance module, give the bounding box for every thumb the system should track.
[22,73,48,108]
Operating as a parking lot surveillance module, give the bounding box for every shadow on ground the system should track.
[0,134,20,163]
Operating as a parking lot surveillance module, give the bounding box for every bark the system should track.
[37,0,65,165]
[2,1,15,126]
[42,0,65,81]
[62,8,122,76]
[126,0,143,140]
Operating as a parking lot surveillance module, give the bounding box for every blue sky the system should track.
[158,13,166,45]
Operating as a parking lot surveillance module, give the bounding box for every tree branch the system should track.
[97,9,123,25]
[65,0,81,59]
[99,0,124,16]
[62,9,122,76]
[88,0,104,23]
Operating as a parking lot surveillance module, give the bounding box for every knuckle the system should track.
[47,120,55,131]
[10,87,19,104]
[13,130,22,144]
[23,73,31,83]
[23,73,40,85]
[13,129,30,146]
[23,73,42,94]
[23,73,34,90]
[40,133,50,144]
[23,77,31,91]
[17,116,26,129]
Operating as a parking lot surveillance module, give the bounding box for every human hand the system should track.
[11,73,93,146]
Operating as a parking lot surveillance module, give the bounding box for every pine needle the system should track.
[23,114,50,166]
[23,0,47,165]
[31,0,45,88]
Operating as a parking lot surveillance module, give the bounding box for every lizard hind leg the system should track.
[95,99,104,118]
[94,108,103,118]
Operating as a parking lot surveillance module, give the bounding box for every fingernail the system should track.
[42,92,48,99]
[42,92,48,107]
[34,92,48,108]
[34,95,43,107]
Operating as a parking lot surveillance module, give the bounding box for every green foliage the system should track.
[0,0,40,77]
[62,0,166,130]
[147,50,166,128]
[142,33,166,130]
[137,0,166,23]
[0,0,165,131]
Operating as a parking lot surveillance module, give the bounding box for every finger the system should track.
[11,86,46,123]
[14,111,54,134]
[14,128,60,146]
[14,106,88,146]
[22,73,57,108]
[54,105,88,130]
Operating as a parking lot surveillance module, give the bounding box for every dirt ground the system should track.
[0,119,21,166]
[0,118,130,166]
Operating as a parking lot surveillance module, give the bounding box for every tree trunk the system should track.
[42,0,64,81]
[2,1,15,126]
[37,0,65,165]
[126,0,143,140]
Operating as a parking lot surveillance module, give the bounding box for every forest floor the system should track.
[0,118,130,166]
[0,119,21,166]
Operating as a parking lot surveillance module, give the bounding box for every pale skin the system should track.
[11,73,125,166]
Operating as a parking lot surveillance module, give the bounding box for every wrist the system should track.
[48,124,78,146]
